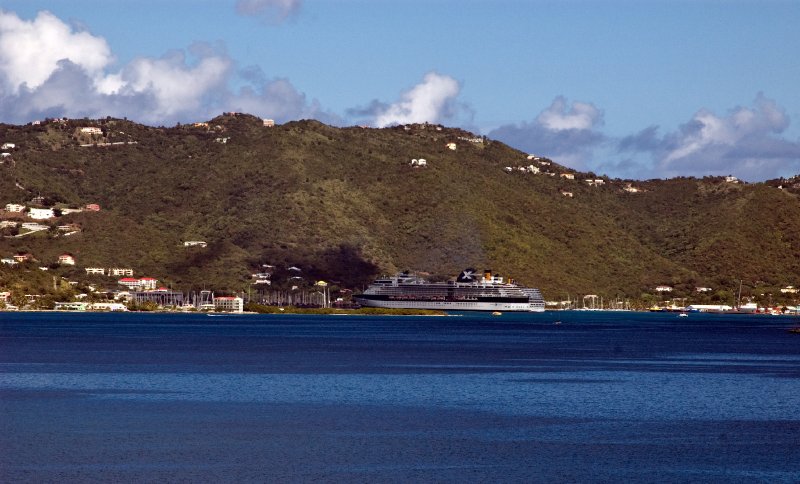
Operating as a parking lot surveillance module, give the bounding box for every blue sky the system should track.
[1,0,798,180]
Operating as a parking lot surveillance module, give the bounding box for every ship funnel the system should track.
[484,269,492,281]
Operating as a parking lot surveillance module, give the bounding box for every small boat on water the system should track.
[492,311,502,316]
[678,312,688,318]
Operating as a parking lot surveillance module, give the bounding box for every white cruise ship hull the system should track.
[355,297,545,312]
[355,269,546,312]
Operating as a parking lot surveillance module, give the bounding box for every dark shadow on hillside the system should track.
[303,244,379,288]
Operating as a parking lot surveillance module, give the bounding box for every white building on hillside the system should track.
[28,208,54,219]
[139,277,158,290]
[5,203,24,212]
[109,268,134,276]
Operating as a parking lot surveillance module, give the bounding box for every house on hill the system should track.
[58,254,76,266]
[5,203,25,212]
[21,222,48,231]
[139,277,158,290]
[28,208,54,219]
[623,184,642,193]
[13,253,34,263]
[118,278,141,290]
[109,268,134,277]
[118,277,157,290]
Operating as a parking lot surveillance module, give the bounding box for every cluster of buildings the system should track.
[650,283,799,314]
[3,201,100,219]
[502,153,648,197]
[1,259,244,312]
[1,252,75,267]
[1,196,100,240]
[654,284,798,294]
[1,142,15,161]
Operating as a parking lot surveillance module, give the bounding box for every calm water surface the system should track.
[1,311,799,482]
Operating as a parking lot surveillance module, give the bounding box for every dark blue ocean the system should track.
[1,311,799,482]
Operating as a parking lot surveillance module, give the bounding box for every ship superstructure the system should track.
[354,269,545,312]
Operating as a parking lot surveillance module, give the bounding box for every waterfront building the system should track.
[214,296,244,313]
[54,302,88,311]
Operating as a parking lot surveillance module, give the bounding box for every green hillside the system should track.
[1,115,799,305]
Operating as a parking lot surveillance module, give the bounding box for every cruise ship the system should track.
[354,269,546,312]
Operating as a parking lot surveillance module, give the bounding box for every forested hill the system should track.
[1,114,799,302]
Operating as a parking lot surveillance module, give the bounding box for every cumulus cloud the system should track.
[367,72,462,128]
[119,50,232,120]
[235,0,302,23]
[227,69,342,124]
[0,10,326,126]
[536,96,602,131]
[489,97,605,171]
[0,10,113,94]
[619,94,800,180]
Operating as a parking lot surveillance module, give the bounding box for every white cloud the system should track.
[616,95,800,181]
[536,96,602,131]
[0,9,324,126]
[488,97,605,172]
[373,72,461,128]
[120,51,232,119]
[0,10,113,93]
[663,95,788,163]
[227,76,341,124]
